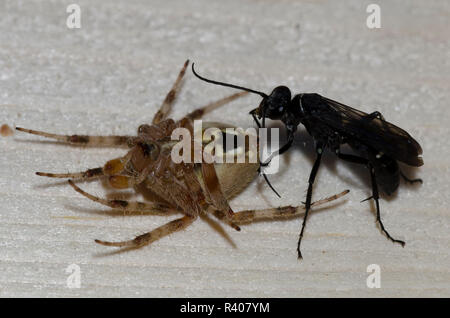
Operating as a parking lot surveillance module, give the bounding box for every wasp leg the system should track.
[400,170,423,184]
[297,144,324,259]
[362,111,385,123]
[232,190,349,224]
[336,151,368,165]
[15,127,133,147]
[336,151,405,247]
[369,167,406,246]
[68,180,177,215]
[258,129,295,199]
[152,60,189,124]
[260,129,295,167]
[95,215,196,248]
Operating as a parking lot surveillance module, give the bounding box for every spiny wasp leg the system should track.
[297,146,323,259]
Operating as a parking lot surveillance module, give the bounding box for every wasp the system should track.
[16,61,348,251]
[192,64,423,259]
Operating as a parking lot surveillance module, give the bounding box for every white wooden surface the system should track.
[0,0,449,297]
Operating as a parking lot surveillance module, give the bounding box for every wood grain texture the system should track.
[0,0,449,297]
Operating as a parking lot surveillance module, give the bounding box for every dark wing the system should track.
[319,96,423,166]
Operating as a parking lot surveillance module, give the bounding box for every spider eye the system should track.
[139,142,159,160]
[138,124,149,134]
[141,143,153,155]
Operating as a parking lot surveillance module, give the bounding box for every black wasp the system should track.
[192,64,424,259]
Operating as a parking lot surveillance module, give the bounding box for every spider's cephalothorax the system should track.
[192,63,423,259]
[16,60,348,250]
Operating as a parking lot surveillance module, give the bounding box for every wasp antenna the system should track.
[192,63,268,98]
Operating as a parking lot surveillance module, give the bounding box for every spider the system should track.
[16,60,348,250]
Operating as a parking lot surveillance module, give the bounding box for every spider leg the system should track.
[183,91,248,121]
[68,180,177,215]
[36,167,104,179]
[231,190,349,224]
[152,60,189,124]
[16,127,133,147]
[103,152,153,189]
[201,162,235,218]
[95,215,196,248]
[210,210,241,231]
[36,153,133,181]
[107,175,139,189]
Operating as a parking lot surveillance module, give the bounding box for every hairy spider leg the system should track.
[210,210,241,231]
[35,167,105,179]
[152,60,248,124]
[231,190,349,224]
[152,60,190,124]
[72,180,349,248]
[15,127,134,147]
[208,188,347,233]
[68,180,177,215]
[201,162,235,219]
[35,152,133,183]
[95,215,196,248]
[183,92,248,121]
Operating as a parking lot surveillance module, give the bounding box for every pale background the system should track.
[0,0,449,297]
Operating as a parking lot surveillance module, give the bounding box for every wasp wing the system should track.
[317,96,423,166]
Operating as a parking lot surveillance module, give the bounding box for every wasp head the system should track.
[250,86,292,127]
